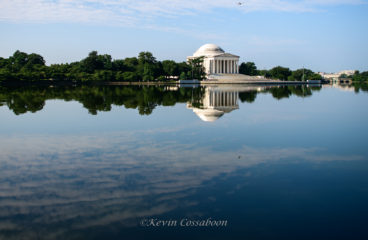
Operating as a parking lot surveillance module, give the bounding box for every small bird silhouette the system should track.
[237,2,244,6]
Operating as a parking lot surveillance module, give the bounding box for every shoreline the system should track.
[0,79,329,87]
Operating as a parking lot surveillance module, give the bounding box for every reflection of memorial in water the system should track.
[187,85,270,122]
[187,86,239,122]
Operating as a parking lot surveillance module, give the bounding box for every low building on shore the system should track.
[318,70,355,81]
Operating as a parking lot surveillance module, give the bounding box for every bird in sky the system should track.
[237,2,245,6]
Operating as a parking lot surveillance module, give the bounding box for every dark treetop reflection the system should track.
[0,84,368,240]
[0,84,329,116]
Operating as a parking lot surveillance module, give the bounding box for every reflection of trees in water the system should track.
[1,87,46,115]
[0,86,204,115]
[0,85,325,115]
[267,85,314,100]
[353,82,368,93]
[239,91,257,103]
[238,85,317,102]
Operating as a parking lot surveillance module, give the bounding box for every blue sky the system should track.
[0,0,367,72]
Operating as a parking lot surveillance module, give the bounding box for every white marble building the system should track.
[187,44,240,76]
[319,70,355,80]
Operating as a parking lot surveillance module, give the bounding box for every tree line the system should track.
[1,50,366,82]
[239,62,323,81]
[0,50,205,82]
[239,62,368,82]
[340,71,368,82]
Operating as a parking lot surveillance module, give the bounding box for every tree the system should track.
[10,50,28,71]
[82,51,99,73]
[142,63,155,81]
[177,62,191,74]
[26,53,45,67]
[97,54,112,70]
[308,73,322,80]
[137,52,157,81]
[179,72,187,80]
[92,70,114,81]
[351,71,368,82]
[239,62,259,76]
[162,60,178,78]
[187,56,206,80]
[138,52,156,65]
[289,68,314,81]
[81,51,112,73]
[269,66,292,80]
[112,59,126,72]
[0,57,7,68]
[123,57,138,72]
[117,71,137,81]
[0,68,13,82]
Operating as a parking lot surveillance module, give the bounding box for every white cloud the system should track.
[0,0,365,26]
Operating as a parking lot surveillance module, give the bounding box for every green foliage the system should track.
[187,56,206,80]
[289,69,312,81]
[156,76,166,81]
[138,52,156,65]
[81,51,112,73]
[177,62,191,76]
[142,63,155,81]
[116,71,137,82]
[239,62,259,76]
[269,66,292,81]
[162,60,178,77]
[123,57,138,72]
[258,70,272,78]
[0,68,13,82]
[179,72,187,80]
[0,50,192,83]
[308,73,323,80]
[92,70,114,81]
[351,71,368,82]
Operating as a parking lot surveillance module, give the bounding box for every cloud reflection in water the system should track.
[0,131,363,239]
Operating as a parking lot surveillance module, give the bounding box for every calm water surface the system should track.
[0,84,368,240]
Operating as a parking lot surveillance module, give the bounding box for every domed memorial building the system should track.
[187,44,240,77]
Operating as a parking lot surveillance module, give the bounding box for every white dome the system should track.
[193,108,224,122]
[193,44,225,57]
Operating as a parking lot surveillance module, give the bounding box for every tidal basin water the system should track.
[0,84,368,240]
